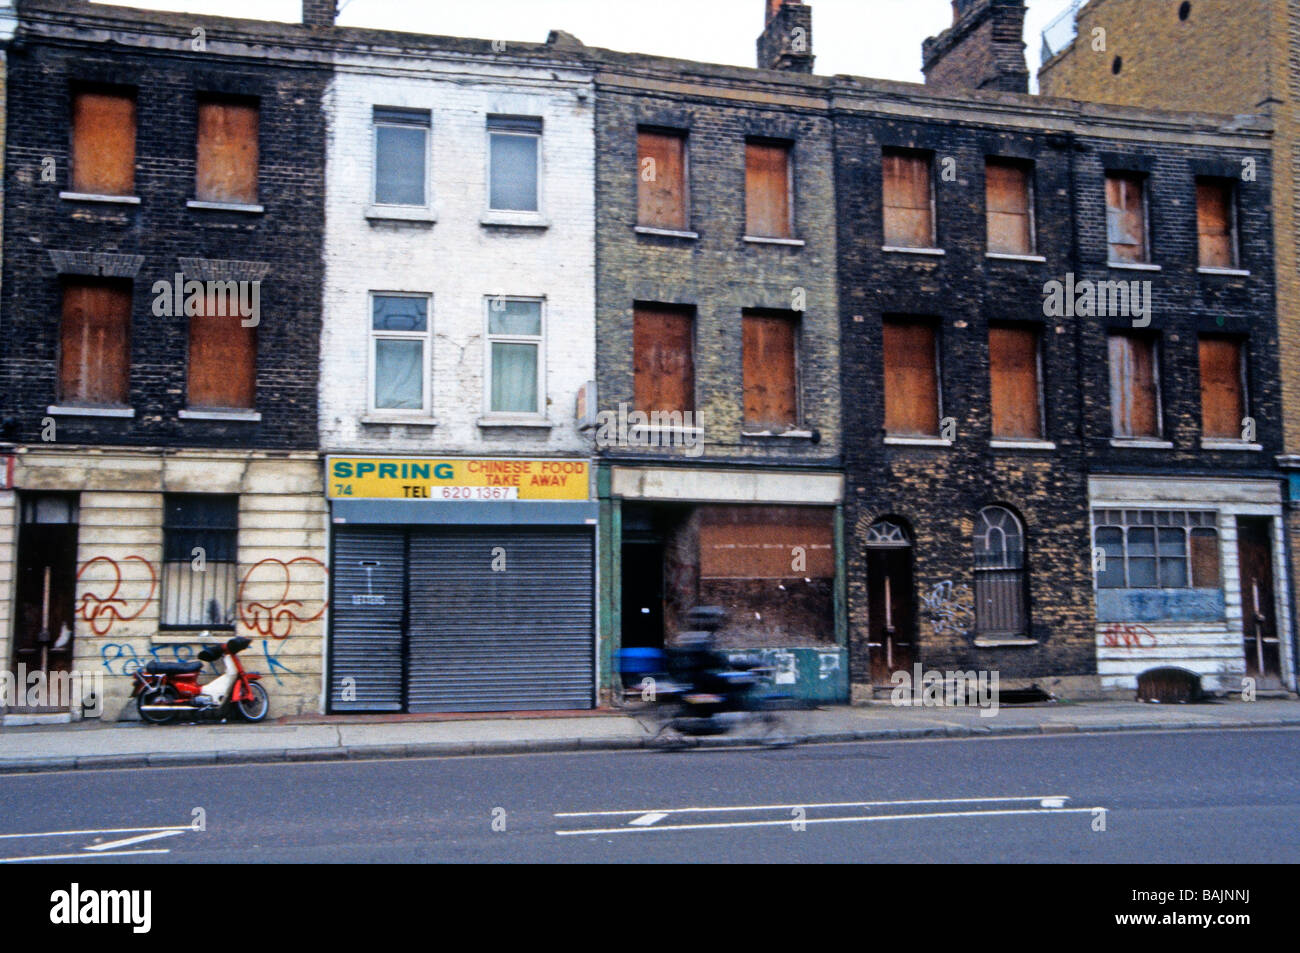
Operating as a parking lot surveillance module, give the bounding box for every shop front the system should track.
[326,457,598,713]
[600,465,848,705]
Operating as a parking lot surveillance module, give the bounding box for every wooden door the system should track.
[13,496,80,709]
[867,547,915,684]
[1236,517,1280,683]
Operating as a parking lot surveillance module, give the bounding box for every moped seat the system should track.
[144,660,203,675]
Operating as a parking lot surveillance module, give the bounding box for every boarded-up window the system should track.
[196,97,259,205]
[989,324,1042,439]
[743,311,798,430]
[1198,336,1245,440]
[746,140,792,238]
[699,506,834,579]
[882,318,939,436]
[1190,527,1220,587]
[1197,178,1237,269]
[188,294,256,409]
[633,305,694,413]
[1108,333,1160,437]
[59,281,131,405]
[1106,171,1148,263]
[986,159,1033,255]
[71,88,136,196]
[882,149,933,248]
[638,130,688,230]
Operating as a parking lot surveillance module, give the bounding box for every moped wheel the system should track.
[137,685,179,725]
[236,682,270,722]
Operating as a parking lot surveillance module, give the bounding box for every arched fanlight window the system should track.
[973,506,1028,637]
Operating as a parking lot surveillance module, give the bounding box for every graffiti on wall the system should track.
[78,553,327,685]
[237,557,329,639]
[920,580,976,639]
[1101,622,1157,649]
[76,555,157,635]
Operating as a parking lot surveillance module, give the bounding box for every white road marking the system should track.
[555,794,1071,819]
[86,829,185,851]
[628,812,669,827]
[0,849,172,863]
[0,825,190,841]
[556,805,1102,836]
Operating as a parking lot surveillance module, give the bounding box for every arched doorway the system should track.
[865,519,915,684]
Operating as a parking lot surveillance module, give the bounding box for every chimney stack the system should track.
[302,0,337,29]
[758,0,813,74]
[922,0,1028,94]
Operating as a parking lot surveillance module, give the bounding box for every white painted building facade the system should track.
[318,37,600,713]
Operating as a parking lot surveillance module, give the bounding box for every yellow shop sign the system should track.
[327,457,590,501]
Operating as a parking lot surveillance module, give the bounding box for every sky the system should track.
[97,0,1080,89]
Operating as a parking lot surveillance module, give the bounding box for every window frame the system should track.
[58,278,133,408]
[367,291,433,417]
[482,295,547,419]
[186,293,258,411]
[1107,331,1164,439]
[972,505,1029,638]
[1198,334,1250,440]
[988,322,1045,440]
[194,93,260,207]
[741,308,802,432]
[744,137,795,241]
[984,157,1037,257]
[159,493,239,631]
[1105,170,1151,265]
[371,106,432,209]
[485,115,544,215]
[1092,509,1220,590]
[632,304,697,416]
[881,148,937,250]
[1195,176,1240,271]
[637,126,691,231]
[882,317,943,438]
[69,84,137,198]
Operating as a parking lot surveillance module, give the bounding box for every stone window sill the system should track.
[481,211,549,229]
[742,428,815,439]
[362,414,438,427]
[59,192,140,205]
[635,225,699,240]
[1197,266,1250,276]
[1107,261,1161,271]
[744,235,805,247]
[974,637,1039,648]
[986,252,1046,263]
[366,204,437,223]
[990,438,1056,450]
[476,416,554,429]
[1201,439,1262,451]
[884,435,952,447]
[47,404,134,418]
[883,245,945,256]
[187,200,264,214]
[179,408,261,422]
[1110,437,1173,449]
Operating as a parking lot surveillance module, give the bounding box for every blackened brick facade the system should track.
[1,0,329,451]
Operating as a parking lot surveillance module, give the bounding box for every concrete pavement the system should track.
[0,696,1296,774]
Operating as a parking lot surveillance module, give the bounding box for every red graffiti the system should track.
[1102,622,1157,649]
[76,555,158,635]
[237,557,328,639]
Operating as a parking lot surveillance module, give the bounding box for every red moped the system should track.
[131,635,269,724]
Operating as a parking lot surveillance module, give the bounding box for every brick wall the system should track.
[0,3,329,452]
[592,58,840,470]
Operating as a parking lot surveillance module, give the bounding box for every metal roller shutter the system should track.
[330,530,405,711]
[407,527,594,712]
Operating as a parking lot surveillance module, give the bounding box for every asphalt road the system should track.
[1,727,1297,863]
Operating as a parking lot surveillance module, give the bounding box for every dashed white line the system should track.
[0,849,172,863]
[86,830,185,851]
[555,794,1072,819]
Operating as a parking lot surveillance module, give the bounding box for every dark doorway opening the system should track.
[621,542,665,650]
[13,494,80,711]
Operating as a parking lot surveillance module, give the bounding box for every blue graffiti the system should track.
[261,638,295,686]
[102,642,211,676]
